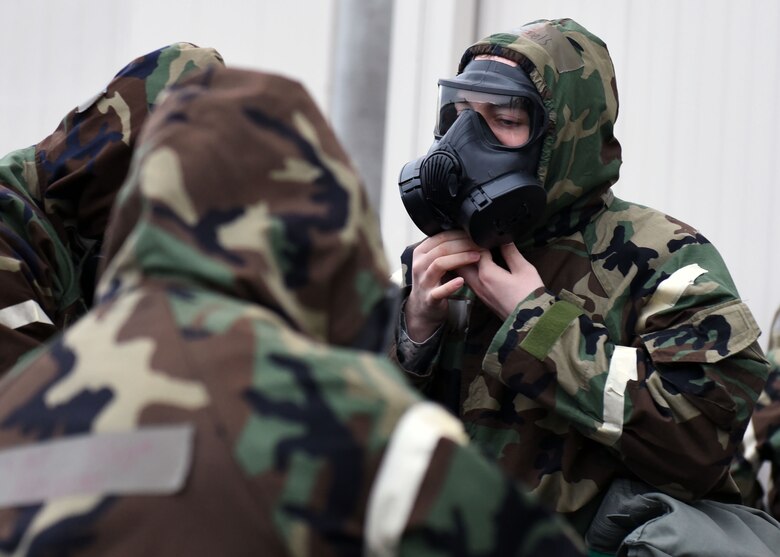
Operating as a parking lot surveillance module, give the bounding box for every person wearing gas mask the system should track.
[392,17,770,546]
[0,66,586,556]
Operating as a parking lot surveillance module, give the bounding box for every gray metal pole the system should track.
[329,0,394,217]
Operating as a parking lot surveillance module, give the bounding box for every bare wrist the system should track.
[405,313,441,342]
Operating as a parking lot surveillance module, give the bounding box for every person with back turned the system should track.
[0,42,224,372]
[0,65,584,556]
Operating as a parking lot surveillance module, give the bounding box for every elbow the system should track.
[620,422,738,501]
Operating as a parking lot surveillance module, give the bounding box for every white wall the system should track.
[0,0,337,154]
[381,0,780,346]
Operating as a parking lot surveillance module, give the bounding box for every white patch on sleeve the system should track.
[364,402,467,557]
[0,424,194,508]
[637,263,707,330]
[593,346,638,445]
[742,419,759,466]
[0,299,54,329]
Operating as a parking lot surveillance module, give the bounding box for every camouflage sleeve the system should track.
[733,312,780,517]
[367,402,586,556]
[387,247,446,390]
[0,153,81,370]
[483,249,769,501]
[749,373,780,518]
[394,300,444,374]
[732,367,780,517]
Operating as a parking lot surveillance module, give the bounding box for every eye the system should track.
[492,108,529,129]
[496,115,522,127]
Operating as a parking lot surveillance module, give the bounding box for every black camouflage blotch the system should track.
[657,363,713,397]
[115,47,163,82]
[566,37,584,52]
[1,339,113,439]
[243,106,348,288]
[695,314,731,356]
[152,204,245,264]
[476,387,527,426]
[243,353,363,538]
[494,306,542,363]
[96,275,122,304]
[644,314,731,360]
[38,123,123,188]
[593,226,660,332]
[506,367,555,399]
[535,434,565,475]
[667,231,710,254]
[26,498,115,556]
[581,317,607,355]
[592,227,658,291]
[0,188,36,223]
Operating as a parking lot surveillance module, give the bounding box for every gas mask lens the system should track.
[436,87,537,148]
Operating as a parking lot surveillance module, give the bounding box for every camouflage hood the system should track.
[33,43,224,246]
[460,18,622,245]
[0,43,224,348]
[97,67,392,347]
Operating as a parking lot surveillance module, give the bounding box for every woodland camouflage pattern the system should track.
[732,307,780,518]
[0,42,224,371]
[0,68,584,556]
[393,18,769,531]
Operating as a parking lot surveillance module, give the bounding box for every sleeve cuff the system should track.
[396,300,443,375]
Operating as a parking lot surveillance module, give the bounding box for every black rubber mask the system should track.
[398,59,548,248]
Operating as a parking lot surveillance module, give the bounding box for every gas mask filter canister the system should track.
[398,59,548,249]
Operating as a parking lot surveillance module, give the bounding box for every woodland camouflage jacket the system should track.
[393,18,769,530]
[0,68,584,556]
[0,43,224,371]
[733,307,780,518]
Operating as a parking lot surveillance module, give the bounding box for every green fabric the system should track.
[520,300,583,360]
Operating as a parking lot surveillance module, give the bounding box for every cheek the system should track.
[493,127,531,147]
[519,128,531,144]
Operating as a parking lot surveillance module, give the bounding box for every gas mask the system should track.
[398,59,548,248]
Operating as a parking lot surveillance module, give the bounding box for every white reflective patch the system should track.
[0,424,194,508]
[637,264,707,330]
[390,268,403,287]
[594,346,638,445]
[364,402,467,557]
[0,299,54,330]
[742,419,759,466]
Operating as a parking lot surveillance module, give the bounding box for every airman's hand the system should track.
[405,230,481,341]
